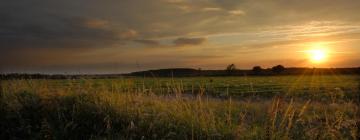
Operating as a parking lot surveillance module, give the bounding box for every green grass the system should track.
[4,75,357,99]
[0,75,359,139]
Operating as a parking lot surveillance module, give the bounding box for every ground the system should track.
[0,75,359,139]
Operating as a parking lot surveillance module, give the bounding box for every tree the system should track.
[272,65,285,74]
[226,64,236,75]
[252,66,263,75]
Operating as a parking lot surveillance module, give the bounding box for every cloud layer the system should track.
[1,0,359,73]
[173,37,207,46]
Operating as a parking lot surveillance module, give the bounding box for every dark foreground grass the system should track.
[0,77,358,140]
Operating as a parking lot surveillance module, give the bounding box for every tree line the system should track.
[0,65,359,79]
[226,64,286,75]
[129,64,359,77]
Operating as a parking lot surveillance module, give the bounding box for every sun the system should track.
[303,42,330,64]
[310,50,326,62]
[309,49,327,63]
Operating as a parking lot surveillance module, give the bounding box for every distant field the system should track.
[4,75,358,99]
[0,75,359,139]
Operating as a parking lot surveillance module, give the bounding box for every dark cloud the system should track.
[0,16,136,48]
[134,39,160,46]
[173,37,207,46]
[210,0,246,10]
[1,0,359,42]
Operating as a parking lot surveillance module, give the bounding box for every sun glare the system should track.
[304,42,330,64]
[309,49,327,63]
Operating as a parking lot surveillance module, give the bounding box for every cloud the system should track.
[164,0,185,4]
[228,10,245,16]
[0,15,136,48]
[173,37,207,46]
[0,0,359,73]
[80,18,109,29]
[119,29,138,40]
[202,7,222,12]
[135,37,208,47]
[2,0,359,41]
[134,39,160,46]
[210,0,245,10]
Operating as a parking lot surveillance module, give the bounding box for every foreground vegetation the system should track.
[0,75,359,139]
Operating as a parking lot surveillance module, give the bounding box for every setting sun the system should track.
[309,49,327,63]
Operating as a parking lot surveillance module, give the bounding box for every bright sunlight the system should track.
[309,49,327,63]
[303,42,330,64]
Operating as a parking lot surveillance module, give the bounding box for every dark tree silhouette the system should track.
[252,66,263,75]
[272,65,285,74]
[226,64,236,71]
[226,64,236,75]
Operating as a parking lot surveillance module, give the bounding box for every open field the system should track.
[0,75,359,139]
[2,0,360,139]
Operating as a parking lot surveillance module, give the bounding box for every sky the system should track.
[1,0,360,74]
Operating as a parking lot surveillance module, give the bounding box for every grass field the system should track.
[0,75,359,139]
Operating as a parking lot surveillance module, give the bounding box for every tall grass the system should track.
[0,76,358,139]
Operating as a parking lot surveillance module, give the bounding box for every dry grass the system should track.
[0,76,358,139]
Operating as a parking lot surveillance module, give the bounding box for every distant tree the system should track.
[226,64,236,71]
[272,65,285,74]
[252,66,263,75]
[197,68,202,76]
[226,64,237,75]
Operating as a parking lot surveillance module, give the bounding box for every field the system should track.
[0,75,359,139]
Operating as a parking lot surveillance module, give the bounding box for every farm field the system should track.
[2,0,360,139]
[0,75,359,139]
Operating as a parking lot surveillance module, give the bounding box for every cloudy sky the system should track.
[1,0,359,73]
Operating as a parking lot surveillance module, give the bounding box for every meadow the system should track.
[0,75,359,139]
